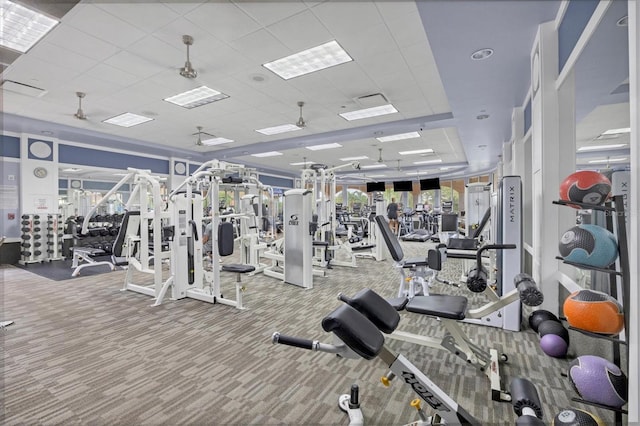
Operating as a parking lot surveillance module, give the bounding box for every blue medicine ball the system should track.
[558,225,618,268]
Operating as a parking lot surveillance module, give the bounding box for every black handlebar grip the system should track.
[510,378,543,419]
[514,273,544,307]
[272,332,314,350]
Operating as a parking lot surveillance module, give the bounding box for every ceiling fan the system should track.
[296,101,306,128]
[74,92,87,120]
[193,126,215,146]
[179,35,197,79]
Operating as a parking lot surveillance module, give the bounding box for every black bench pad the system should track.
[322,304,384,360]
[221,264,256,273]
[340,288,401,334]
[351,244,375,251]
[402,257,430,267]
[405,294,468,320]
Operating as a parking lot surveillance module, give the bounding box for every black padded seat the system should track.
[402,257,430,268]
[445,250,479,260]
[351,244,375,251]
[386,297,409,311]
[405,294,468,320]
[312,241,329,247]
[221,264,256,274]
[321,304,385,360]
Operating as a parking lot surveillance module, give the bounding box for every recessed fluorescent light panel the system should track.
[251,151,283,158]
[578,143,627,152]
[62,168,82,172]
[601,127,630,135]
[413,159,442,165]
[263,40,352,80]
[588,158,628,164]
[339,104,398,121]
[103,112,153,128]
[289,161,313,166]
[201,137,233,146]
[163,86,229,109]
[256,124,302,135]
[399,148,434,156]
[376,132,420,143]
[361,164,388,169]
[306,143,342,151]
[0,0,59,53]
[367,174,386,178]
[340,156,369,161]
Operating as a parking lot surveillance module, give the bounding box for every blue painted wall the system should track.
[0,135,20,158]
[558,0,599,73]
[59,144,170,175]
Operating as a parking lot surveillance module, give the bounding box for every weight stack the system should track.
[46,214,65,261]
[19,214,45,265]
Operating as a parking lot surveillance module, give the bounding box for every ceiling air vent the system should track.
[1,80,47,97]
[353,93,389,108]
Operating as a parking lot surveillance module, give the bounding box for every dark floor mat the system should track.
[15,256,118,281]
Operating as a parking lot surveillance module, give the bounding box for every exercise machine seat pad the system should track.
[405,295,468,320]
[221,264,255,274]
[321,304,384,360]
[341,288,401,334]
[351,244,375,251]
[402,257,430,268]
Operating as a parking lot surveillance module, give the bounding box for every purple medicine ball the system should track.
[568,355,627,408]
[540,334,568,358]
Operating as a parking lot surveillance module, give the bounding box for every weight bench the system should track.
[70,246,115,277]
[339,272,543,402]
[374,215,452,298]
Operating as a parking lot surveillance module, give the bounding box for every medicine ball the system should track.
[563,290,624,335]
[553,408,604,426]
[540,334,568,358]
[568,355,627,408]
[558,225,618,268]
[559,171,611,208]
[538,320,569,344]
[528,309,560,332]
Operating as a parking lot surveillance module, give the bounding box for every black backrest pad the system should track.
[321,304,385,360]
[374,215,404,261]
[471,208,492,239]
[112,211,140,257]
[343,288,401,334]
[427,248,442,271]
[218,221,234,256]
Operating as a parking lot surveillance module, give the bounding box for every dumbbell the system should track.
[21,220,31,225]
[529,310,569,358]
[21,214,30,219]
[21,251,32,257]
[21,227,31,233]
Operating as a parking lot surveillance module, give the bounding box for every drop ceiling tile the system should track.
[185,2,260,42]
[159,0,206,16]
[266,10,332,52]
[95,2,180,34]
[64,4,146,49]
[320,62,379,99]
[375,1,419,22]
[229,29,289,64]
[104,50,165,79]
[4,55,82,89]
[84,63,140,88]
[28,42,98,75]
[358,50,409,81]
[311,1,383,38]
[44,25,120,62]
[232,1,309,27]
[384,13,429,49]
[339,23,398,61]
[401,43,437,70]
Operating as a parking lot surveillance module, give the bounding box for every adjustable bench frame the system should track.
[71,247,115,277]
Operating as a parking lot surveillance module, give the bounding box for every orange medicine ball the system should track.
[563,290,624,335]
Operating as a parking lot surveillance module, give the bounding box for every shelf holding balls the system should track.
[558,224,618,268]
[559,171,611,208]
[568,355,627,409]
[563,289,624,335]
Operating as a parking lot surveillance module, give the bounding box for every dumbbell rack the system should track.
[46,214,65,261]
[19,214,45,265]
[553,195,630,424]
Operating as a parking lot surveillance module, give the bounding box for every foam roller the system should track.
[510,378,543,419]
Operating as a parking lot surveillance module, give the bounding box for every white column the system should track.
[627,0,639,421]
[19,134,59,215]
[530,22,575,313]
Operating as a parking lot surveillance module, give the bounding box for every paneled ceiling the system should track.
[0,0,630,182]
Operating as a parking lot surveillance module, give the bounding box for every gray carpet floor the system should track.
[1,240,620,425]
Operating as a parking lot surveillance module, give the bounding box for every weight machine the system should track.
[80,168,170,299]
[161,160,258,309]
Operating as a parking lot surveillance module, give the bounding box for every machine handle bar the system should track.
[272,332,315,350]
